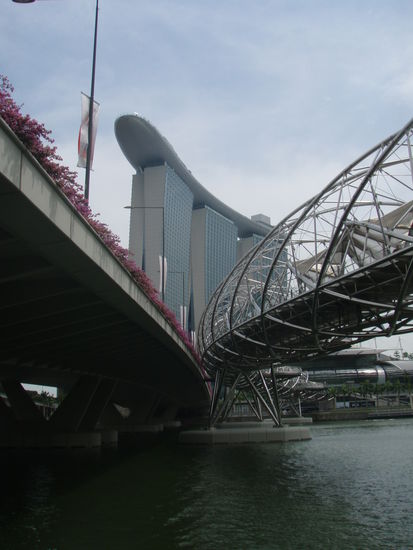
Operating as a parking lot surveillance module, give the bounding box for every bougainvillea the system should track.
[0,75,201,365]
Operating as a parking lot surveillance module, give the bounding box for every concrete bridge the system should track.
[0,117,209,447]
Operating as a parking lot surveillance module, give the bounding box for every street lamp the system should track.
[124,205,165,302]
[12,0,99,202]
[84,0,99,202]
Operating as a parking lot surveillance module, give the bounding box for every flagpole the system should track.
[84,0,99,201]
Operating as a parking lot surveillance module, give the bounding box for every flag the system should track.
[180,305,187,330]
[77,92,100,169]
[187,280,195,335]
[159,255,167,295]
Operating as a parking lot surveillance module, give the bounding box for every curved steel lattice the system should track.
[199,118,413,382]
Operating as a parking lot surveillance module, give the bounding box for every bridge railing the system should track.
[199,117,413,374]
[0,96,202,373]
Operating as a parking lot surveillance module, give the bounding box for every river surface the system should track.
[1,418,413,550]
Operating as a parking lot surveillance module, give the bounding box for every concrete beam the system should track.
[79,378,117,431]
[179,425,312,444]
[49,375,100,432]
[126,390,162,425]
[1,380,45,424]
[0,118,209,410]
[0,395,16,429]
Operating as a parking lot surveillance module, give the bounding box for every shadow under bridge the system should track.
[0,117,209,444]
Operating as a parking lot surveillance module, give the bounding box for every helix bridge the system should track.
[198,117,413,426]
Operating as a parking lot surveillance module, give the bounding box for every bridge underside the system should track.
[199,118,413,425]
[0,218,202,408]
[0,119,209,443]
[210,247,413,370]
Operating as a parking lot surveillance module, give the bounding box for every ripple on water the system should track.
[0,419,413,549]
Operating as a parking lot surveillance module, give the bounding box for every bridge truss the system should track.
[199,118,413,425]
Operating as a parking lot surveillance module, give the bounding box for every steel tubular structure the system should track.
[199,118,413,395]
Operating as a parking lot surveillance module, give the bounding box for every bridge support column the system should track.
[127,391,161,425]
[152,402,180,428]
[0,394,16,430]
[78,377,118,446]
[241,390,262,421]
[210,373,241,427]
[99,402,126,426]
[0,376,119,448]
[48,375,118,446]
[1,380,45,425]
[207,368,283,428]
[245,371,282,427]
[182,368,312,444]
[119,390,165,435]
[208,369,225,427]
[50,375,100,432]
[78,378,118,432]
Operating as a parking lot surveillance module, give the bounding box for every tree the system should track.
[340,384,352,408]
[328,386,338,399]
[374,383,384,408]
[381,380,392,406]
[328,386,338,407]
[359,381,369,407]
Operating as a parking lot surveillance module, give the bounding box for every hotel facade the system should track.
[115,115,271,335]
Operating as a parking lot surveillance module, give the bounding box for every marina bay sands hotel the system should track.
[115,114,272,334]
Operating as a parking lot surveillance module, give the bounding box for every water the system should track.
[1,418,413,549]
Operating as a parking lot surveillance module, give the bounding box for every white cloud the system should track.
[3,0,413,349]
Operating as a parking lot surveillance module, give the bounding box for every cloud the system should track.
[3,0,413,353]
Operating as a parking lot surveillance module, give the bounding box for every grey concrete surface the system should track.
[0,118,209,414]
[179,425,312,444]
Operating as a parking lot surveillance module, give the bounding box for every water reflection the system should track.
[0,419,412,549]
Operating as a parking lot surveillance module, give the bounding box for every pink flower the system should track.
[0,74,201,368]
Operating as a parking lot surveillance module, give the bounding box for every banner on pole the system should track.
[159,255,168,294]
[77,92,100,169]
[180,305,187,330]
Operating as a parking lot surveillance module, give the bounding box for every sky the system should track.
[2,0,413,352]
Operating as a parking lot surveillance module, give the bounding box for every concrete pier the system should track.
[280,417,313,425]
[224,417,313,427]
[179,423,311,444]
